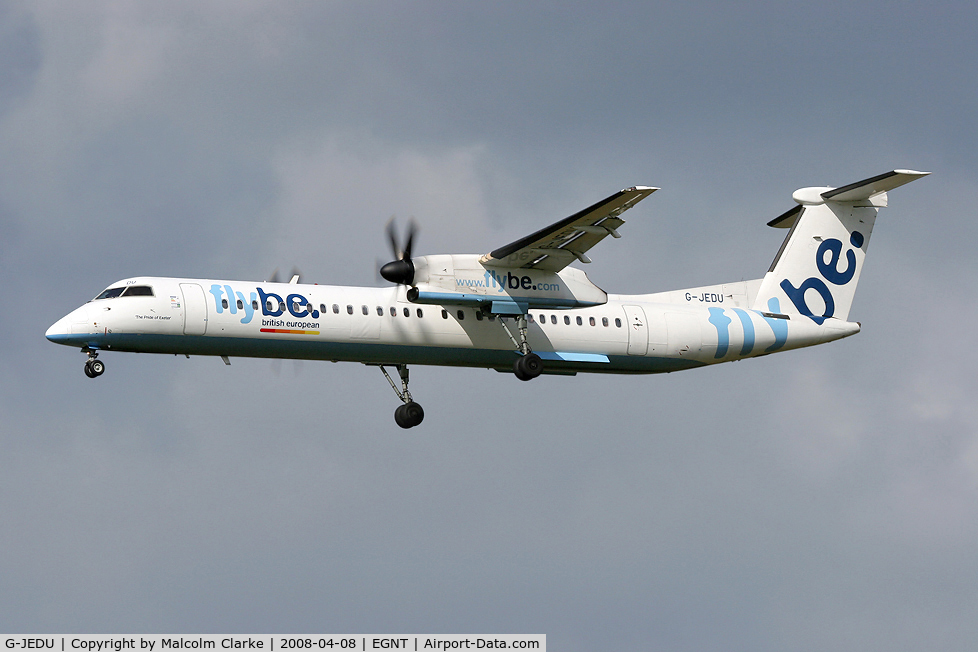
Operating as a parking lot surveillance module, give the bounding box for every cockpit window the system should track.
[94,287,125,300]
[122,285,154,297]
[93,285,155,301]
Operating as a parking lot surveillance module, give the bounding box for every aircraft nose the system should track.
[45,316,70,342]
[46,305,89,344]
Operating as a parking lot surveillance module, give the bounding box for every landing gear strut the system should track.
[83,349,104,378]
[499,314,543,381]
[379,364,424,429]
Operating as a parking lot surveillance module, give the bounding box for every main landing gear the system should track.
[513,352,543,381]
[379,364,424,429]
[83,349,104,378]
[498,313,543,381]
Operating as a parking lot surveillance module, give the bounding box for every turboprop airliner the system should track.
[46,170,928,428]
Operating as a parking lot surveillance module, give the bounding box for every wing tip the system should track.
[893,169,931,177]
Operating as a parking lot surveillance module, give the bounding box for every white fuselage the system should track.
[43,171,927,428]
[46,275,860,375]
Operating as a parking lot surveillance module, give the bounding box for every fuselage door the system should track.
[180,283,207,335]
[623,304,648,355]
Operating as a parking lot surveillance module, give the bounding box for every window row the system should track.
[534,313,622,328]
[218,299,624,328]
[444,309,622,328]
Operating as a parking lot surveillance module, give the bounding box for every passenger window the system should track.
[589,317,596,326]
[475,311,483,321]
[602,317,609,327]
[403,307,410,318]
[222,299,229,309]
[527,314,533,323]
[278,301,285,312]
[252,300,259,311]
[457,310,465,320]
[237,299,243,310]
[539,314,546,323]
[551,315,557,324]
[615,318,622,327]
[417,308,423,318]
[347,305,354,315]
[390,306,397,316]
[563,316,570,325]
[320,303,327,313]
[442,310,448,319]
[576,316,583,326]
[266,300,273,311]
[376,306,383,316]
[362,305,369,315]
[333,304,340,314]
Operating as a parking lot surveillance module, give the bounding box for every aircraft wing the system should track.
[480,186,657,271]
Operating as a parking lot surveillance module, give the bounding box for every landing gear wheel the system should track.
[394,401,424,429]
[84,359,105,378]
[379,364,424,429]
[513,352,543,381]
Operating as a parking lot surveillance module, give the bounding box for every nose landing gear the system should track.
[378,364,424,429]
[83,349,105,378]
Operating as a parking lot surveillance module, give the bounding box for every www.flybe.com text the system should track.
[456,271,560,292]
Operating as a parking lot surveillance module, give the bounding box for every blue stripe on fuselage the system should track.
[69,332,703,375]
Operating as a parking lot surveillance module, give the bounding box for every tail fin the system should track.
[752,170,929,323]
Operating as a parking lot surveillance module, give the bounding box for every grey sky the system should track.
[2,1,976,649]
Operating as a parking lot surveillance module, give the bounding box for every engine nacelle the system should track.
[408,254,607,313]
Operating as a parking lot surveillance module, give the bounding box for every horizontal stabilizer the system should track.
[821,169,930,202]
[768,169,929,229]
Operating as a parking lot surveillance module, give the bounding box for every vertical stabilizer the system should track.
[752,170,928,323]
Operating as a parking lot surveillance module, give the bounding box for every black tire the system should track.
[521,353,543,379]
[84,361,96,378]
[513,357,530,381]
[89,359,105,377]
[514,353,542,381]
[402,401,424,428]
[394,404,410,429]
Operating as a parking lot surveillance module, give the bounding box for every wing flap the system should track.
[481,186,657,271]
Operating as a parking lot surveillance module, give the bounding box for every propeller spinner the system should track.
[379,218,418,285]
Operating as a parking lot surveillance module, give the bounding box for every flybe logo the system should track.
[456,271,561,293]
[780,231,863,325]
[207,285,320,324]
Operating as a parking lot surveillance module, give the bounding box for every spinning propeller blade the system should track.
[379,217,419,286]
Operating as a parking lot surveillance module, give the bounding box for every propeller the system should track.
[379,217,418,286]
